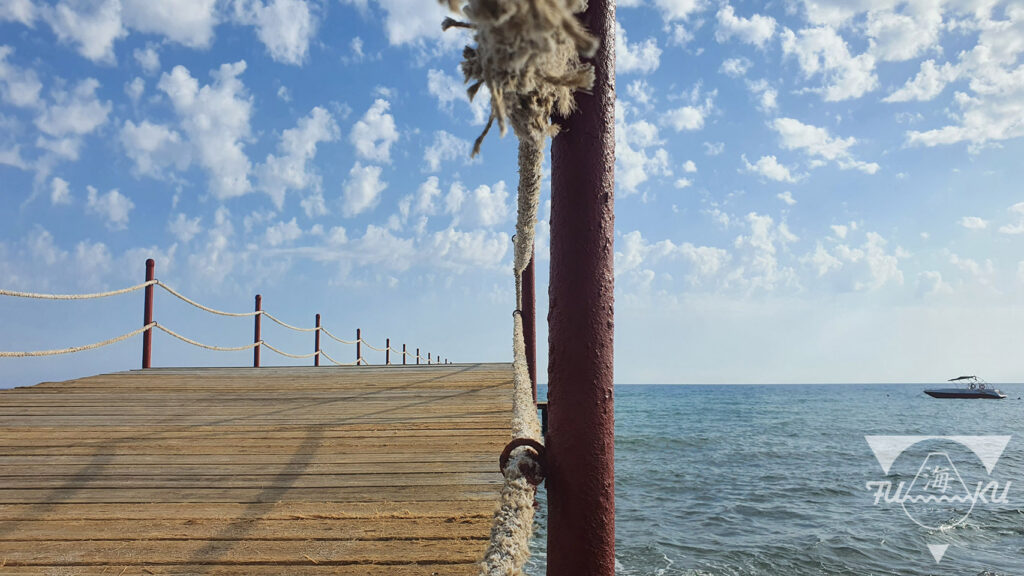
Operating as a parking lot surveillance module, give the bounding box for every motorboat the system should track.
[925,375,1006,399]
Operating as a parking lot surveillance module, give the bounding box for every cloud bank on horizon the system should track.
[1,0,1023,384]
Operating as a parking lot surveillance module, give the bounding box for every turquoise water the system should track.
[526,384,1024,575]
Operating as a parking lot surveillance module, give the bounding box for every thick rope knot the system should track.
[500,438,546,486]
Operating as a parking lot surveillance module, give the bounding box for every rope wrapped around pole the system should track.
[439,0,598,571]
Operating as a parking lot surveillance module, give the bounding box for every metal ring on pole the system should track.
[499,438,546,486]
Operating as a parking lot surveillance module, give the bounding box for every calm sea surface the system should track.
[526,384,1024,575]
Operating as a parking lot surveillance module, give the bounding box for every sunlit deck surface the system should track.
[0,363,514,575]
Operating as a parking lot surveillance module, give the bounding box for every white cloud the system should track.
[0,46,42,108]
[772,117,880,174]
[719,57,751,78]
[28,225,66,266]
[884,59,958,102]
[626,79,654,106]
[0,0,36,26]
[781,25,878,101]
[44,0,126,63]
[276,85,290,101]
[350,98,399,163]
[50,176,71,205]
[342,162,387,217]
[122,0,218,48]
[865,3,943,63]
[998,202,1024,234]
[426,68,489,126]
[703,141,724,155]
[133,44,160,74]
[231,0,316,65]
[119,119,190,178]
[806,229,904,291]
[72,239,113,288]
[35,78,111,138]
[300,191,328,218]
[682,160,697,173]
[663,89,715,132]
[257,106,339,208]
[158,62,253,199]
[715,4,776,49]
[674,178,692,189]
[616,22,661,75]
[354,0,451,46]
[959,216,988,229]
[427,227,509,272]
[617,101,671,195]
[617,229,731,286]
[86,186,133,230]
[917,270,953,297]
[742,154,799,182]
[732,212,799,291]
[423,130,471,172]
[0,145,27,169]
[265,217,302,246]
[777,191,797,205]
[653,0,707,22]
[124,77,144,102]
[447,181,509,228]
[168,212,202,242]
[187,206,235,287]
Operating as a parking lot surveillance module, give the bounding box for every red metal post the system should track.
[356,328,361,365]
[403,344,407,365]
[546,0,616,571]
[253,295,262,368]
[428,352,431,365]
[522,249,537,402]
[386,338,390,365]
[141,258,155,369]
[314,314,321,367]
[416,348,420,365]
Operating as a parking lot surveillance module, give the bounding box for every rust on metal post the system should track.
[522,248,537,402]
[142,259,155,369]
[253,295,262,368]
[314,314,321,367]
[386,338,391,365]
[356,328,362,365]
[546,0,616,572]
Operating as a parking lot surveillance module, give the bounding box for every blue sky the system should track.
[1,0,1023,387]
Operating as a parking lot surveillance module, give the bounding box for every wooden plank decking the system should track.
[0,363,514,575]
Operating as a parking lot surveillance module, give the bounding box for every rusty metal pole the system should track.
[142,258,155,369]
[403,344,407,365]
[546,0,615,571]
[314,314,321,367]
[253,295,261,368]
[356,328,361,365]
[386,338,390,365]
[522,248,537,402]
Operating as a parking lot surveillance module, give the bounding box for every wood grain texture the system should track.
[0,363,514,574]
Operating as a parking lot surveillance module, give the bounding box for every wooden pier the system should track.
[0,363,514,574]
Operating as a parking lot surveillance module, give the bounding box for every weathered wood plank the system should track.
[0,364,513,571]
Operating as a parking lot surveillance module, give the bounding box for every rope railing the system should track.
[0,259,450,368]
[0,280,157,301]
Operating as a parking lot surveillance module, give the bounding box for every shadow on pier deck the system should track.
[0,363,513,575]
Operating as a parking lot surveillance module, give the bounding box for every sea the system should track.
[525,384,1024,576]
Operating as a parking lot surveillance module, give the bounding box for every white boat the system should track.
[925,375,1006,399]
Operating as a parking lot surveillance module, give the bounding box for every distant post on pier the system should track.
[522,248,537,402]
[314,314,321,367]
[403,344,407,365]
[142,258,155,369]
[253,295,262,368]
[416,348,420,365]
[386,338,391,365]
[547,0,616,571]
[356,328,361,365]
